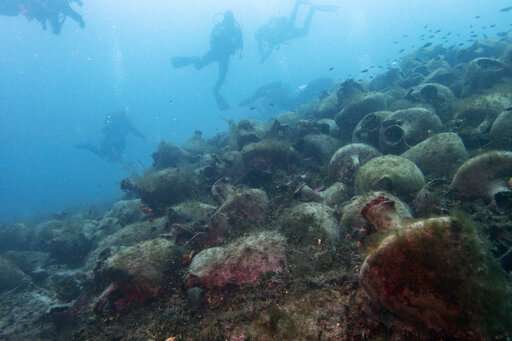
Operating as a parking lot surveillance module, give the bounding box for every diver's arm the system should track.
[128,125,146,140]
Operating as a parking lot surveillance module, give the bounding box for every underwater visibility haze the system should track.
[1,0,512,339]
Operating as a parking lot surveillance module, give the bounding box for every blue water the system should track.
[1,0,510,223]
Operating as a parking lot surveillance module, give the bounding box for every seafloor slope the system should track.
[2,39,512,340]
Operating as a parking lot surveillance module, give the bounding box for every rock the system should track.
[91,216,122,242]
[423,67,458,87]
[315,92,340,118]
[229,120,264,150]
[406,83,456,121]
[47,270,86,302]
[462,57,512,95]
[320,182,350,207]
[2,251,49,279]
[335,92,388,139]
[355,155,426,200]
[379,107,442,154]
[0,288,59,340]
[453,94,504,149]
[170,201,217,224]
[401,133,468,178]
[183,130,212,155]
[85,217,168,271]
[298,134,341,163]
[369,68,403,91]
[35,220,92,266]
[104,199,145,226]
[360,216,512,338]
[352,111,393,148]
[340,192,412,242]
[209,188,269,236]
[0,223,32,252]
[127,168,196,212]
[0,257,31,293]
[489,110,512,149]
[94,238,181,312]
[450,151,512,209]
[281,202,339,244]
[316,119,339,137]
[328,144,381,185]
[187,231,286,289]
[152,141,193,169]
[336,79,366,107]
[456,41,508,64]
[241,140,297,172]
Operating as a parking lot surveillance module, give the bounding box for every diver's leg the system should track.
[293,7,316,38]
[214,58,229,92]
[213,58,230,110]
[196,51,216,70]
[49,14,62,34]
[290,0,309,25]
[75,143,101,157]
[293,4,338,39]
[61,5,85,28]
[171,56,201,68]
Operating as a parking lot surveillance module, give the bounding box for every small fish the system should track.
[497,31,508,37]
[329,66,335,71]
[269,103,275,107]
[490,24,496,28]
[399,49,405,53]
[500,6,512,12]
[249,106,256,111]
[361,69,369,73]
[505,107,512,111]
[474,15,481,19]
[435,29,441,33]
[422,42,433,48]
[169,99,173,103]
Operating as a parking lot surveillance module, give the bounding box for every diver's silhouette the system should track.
[0,0,85,35]
[255,0,338,63]
[75,111,145,163]
[172,11,243,111]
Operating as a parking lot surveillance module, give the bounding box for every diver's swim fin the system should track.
[313,5,339,12]
[172,57,199,68]
[214,91,230,111]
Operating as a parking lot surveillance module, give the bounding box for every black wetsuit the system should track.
[76,112,145,163]
[172,12,243,110]
[255,1,336,63]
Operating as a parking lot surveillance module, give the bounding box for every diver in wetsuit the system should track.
[255,0,338,63]
[75,111,145,163]
[2,0,85,34]
[172,11,243,111]
[239,81,294,112]
[0,0,22,16]
[239,77,334,113]
[44,0,85,34]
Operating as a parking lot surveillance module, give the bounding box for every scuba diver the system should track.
[0,0,22,16]
[75,111,145,163]
[239,77,334,114]
[239,81,294,113]
[172,11,243,111]
[1,0,85,35]
[255,0,338,63]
